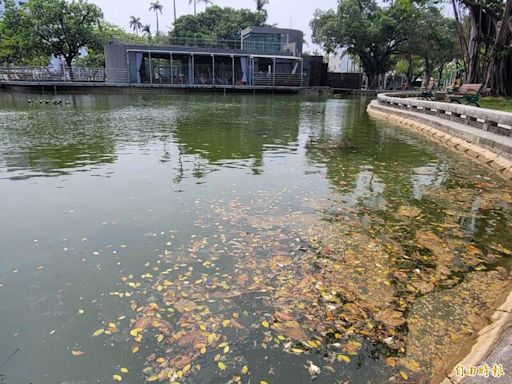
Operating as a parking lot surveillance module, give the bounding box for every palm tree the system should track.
[188,0,211,16]
[149,1,163,35]
[255,0,269,13]
[172,0,177,26]
[129,16,143,36]
[142,24,152,39]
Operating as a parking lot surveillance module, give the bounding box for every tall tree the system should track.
[142,24,152,39]
[173,0,177,26]
[452,0,512,95]
[311,0,415,89]
[404,5,460,86]
[255,0,269,15]
[22,0,103,72]
[188,0,211,16]
[149,1,163,35]
[129,16,143,36]
[171,5,267,40]
[0,0,44,64]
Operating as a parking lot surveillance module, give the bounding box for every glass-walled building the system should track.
[105,27,304,89]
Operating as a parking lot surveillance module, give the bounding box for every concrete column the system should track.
[170,53,173,85]
[232,55,235,86]
[148,52,153,84]
[212,55,215,86]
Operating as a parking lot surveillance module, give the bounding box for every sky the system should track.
[88,0,339,50]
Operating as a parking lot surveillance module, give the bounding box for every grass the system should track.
[479,97,512,112]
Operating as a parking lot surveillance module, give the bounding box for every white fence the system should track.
[0,66,106,82]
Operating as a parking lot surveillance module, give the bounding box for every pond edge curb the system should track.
[366,100,512,183]
[366,99,512,383]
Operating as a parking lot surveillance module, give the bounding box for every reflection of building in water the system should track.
[1,113,116,180]
[172,96,301,176]
[105,27,304,88]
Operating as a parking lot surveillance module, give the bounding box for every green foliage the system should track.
[0,0,104,66]
[170,5,267,41]
[311,0,460,88]
[0,0,44,64]
[312,0,416,88]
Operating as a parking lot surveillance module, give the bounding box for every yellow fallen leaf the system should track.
[218,342,228,348]
[218,362,226,370]
[400,371,408,380]
[307,340,318,348]
[291,348,304,354]
[200,346,207,354]
[120,368,129,373]
[131,346,139,354]
[385,357,396,367]
[92,329,104,337]
[260,381,268,384]
[262,320,270,328]
[182,364,191,374]
[113,374,122,381]
[156,334,164,343]
[71,350,84,356]
[223,345,230,354]
[337,354,350,363]
[77,309,85,315]
[130,328,143,337]
[222,319,231,327]
[241,365,249,374]
[108,323,117,329]
[147,375,159,382]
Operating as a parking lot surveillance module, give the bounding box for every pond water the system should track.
[0,93,511,384]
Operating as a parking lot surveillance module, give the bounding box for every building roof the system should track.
[241,26,303,37]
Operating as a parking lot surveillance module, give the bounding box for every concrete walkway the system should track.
[368,100,512,159]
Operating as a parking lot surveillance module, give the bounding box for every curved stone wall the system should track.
[367,98,512,182]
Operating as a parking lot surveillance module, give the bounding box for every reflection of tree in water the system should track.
[1,111,116,180]
[172,95,301,179]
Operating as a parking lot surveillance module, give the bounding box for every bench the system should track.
[418,83,435,101]
[448,83,482,107]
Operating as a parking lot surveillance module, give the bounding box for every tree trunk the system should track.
[173,0,177,25]
[66,56,74,81]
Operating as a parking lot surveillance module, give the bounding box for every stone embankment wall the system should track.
[367,94,512,182]
[367,94,512,383]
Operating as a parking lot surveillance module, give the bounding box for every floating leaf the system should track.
[262,320,270,328]
[129,328,143,337]
[120,368,129,373]
[92,329,104,337]
[400,371,408,380]
[337,354,350,363]
[218,361,226,370]
[241,365,248,374]
[71,350,84,356]
[156,334,164,343]
[113,374,122,382]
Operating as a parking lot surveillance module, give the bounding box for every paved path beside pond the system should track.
[368,100,512,160]
[461,325,512,384]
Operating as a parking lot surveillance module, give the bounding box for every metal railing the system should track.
[140,37,294,56]
[253,73,302,87]
[377,92,512,137]
[0,66,106,82]
[167,36,242,50]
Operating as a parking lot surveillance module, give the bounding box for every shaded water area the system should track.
[0,92,511,384]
